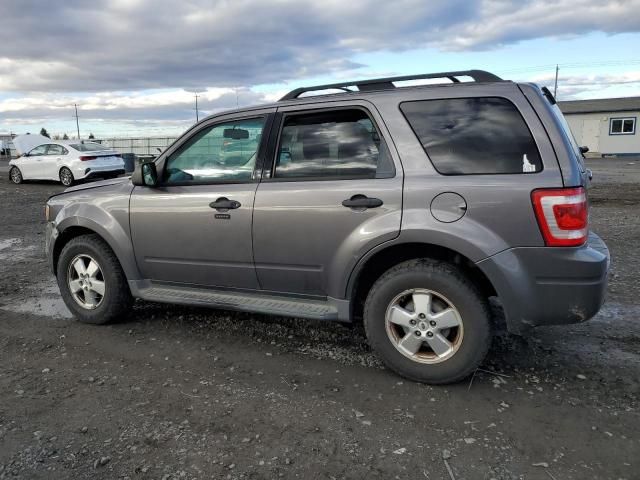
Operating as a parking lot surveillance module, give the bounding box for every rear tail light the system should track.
[79,155,97,161]
[531,187,588,247]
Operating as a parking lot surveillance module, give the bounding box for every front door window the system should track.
[28,145,47,156]
[164,118,265,185]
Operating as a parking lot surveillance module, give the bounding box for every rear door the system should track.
[252,102,403,298]
[44,144,66,180]
[130,110,274,289]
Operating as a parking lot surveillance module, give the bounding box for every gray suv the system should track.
[44,70,609,384]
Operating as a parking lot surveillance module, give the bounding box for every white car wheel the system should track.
[9,167,23,184]
[59,167,74,186]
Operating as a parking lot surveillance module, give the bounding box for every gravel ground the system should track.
[0,158,638,480]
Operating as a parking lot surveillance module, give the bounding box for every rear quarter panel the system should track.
[369,82,565,262]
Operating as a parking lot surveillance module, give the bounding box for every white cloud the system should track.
[2,0,640,134]
[0,86,271,136]
[1,0,639,92]
[438,0,640,50]
[523,70,640,98]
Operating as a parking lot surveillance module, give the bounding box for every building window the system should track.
[609,117,636,135]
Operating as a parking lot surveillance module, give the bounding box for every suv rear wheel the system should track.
[57,234,133,324]
[364,259,491,384]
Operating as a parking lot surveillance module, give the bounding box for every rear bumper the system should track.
[477,232,609,335]
[80,168,125,180]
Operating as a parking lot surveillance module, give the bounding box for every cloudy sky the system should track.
[1,0,640,138]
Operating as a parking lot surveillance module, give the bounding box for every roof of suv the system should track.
[204,70,510,120]
[278,69,504,101]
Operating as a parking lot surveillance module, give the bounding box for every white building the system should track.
[559,97,640,157]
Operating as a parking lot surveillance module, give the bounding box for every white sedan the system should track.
[9,136,125,186]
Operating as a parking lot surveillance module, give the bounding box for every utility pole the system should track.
[187,89,205,123]
[553,64,559,99]
[74,104,81,139]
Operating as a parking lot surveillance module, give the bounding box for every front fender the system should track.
[49,184,140,281]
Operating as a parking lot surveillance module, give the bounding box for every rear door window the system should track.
[273,109,395,180]
[400,97,542,175]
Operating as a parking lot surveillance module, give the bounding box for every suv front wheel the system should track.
[364,259,491,384]
[57,234,133,324]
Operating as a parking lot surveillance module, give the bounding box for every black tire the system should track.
[363,259,491,384]
[9,166,23,184]
[56,234,133,324]
[59,167,74,186]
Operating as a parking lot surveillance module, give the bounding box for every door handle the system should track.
[209,197,241,211]
[342,194,384,209]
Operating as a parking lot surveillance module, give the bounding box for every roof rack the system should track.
[279,70,503,101]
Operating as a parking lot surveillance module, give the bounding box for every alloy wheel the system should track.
[10,167,22,184]
[67,254,106,310]
[385,288,464,364]
[60,168,73,186]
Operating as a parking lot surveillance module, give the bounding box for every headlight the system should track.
[45,204,50,222]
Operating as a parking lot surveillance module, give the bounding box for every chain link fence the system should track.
[101,137,178,156]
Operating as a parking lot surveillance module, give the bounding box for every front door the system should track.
[252,104,403,298]
[130,113,273,289]
[21,144,48,178]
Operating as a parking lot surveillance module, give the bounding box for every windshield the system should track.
[70,142,110,152]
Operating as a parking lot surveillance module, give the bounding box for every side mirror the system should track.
[132,161,159,187]
[579,146,589,155]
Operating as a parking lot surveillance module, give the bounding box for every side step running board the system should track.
[136,284,340,321]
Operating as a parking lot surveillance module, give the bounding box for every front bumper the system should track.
[45,221,58,275]
[477,232,610,335]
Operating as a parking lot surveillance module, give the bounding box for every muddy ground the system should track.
[0,158,638,480]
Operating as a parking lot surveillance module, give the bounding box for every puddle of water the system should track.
[588,302,640,334]
[0,238,21,250]
[0,296,73,319]
[0,278,73,319]
[0,237,38,261]
[0,238,21,260]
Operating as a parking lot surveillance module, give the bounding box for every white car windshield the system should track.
[70,142,110,152]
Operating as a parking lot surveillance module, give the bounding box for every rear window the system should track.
[70,142,110,152]
[400,97,542,175]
